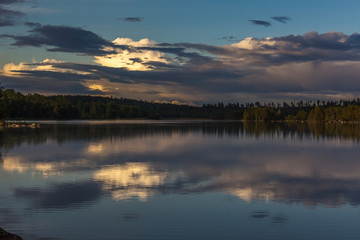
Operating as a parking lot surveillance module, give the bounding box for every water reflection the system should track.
[94,163,167,201]
[1,121,360,210]
[14,181,103,209]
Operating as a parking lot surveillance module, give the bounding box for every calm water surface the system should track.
[1,120,360,240]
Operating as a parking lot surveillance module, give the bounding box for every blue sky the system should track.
[2,0,360,104]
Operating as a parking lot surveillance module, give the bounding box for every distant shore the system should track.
[0,121,40,128]
[2,119,360,129]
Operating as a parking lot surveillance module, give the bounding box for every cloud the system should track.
[221,36,239,42]
[24,21,41,27]
[4,31,360,103]
[272,16,291,24]
[94,38,173,71]
[0,5,24,26]
[0,0,24,4]
[1,59,91,77]
[229,31,360,65]
[0,0,26,27]
[123,17,143,22]
[249,20,271,27]
[2,25,117,56]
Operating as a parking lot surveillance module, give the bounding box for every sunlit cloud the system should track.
[3,24,116,55]
[2,62,31,76]
[86,83,109,92]
[230,37,276,50]
[1,59,91,77]
[94,38,172,71]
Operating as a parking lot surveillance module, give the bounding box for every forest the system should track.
[2,86,360,122]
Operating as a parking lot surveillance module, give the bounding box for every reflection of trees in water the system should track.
[244,121,360,142]
[1,122,360,151]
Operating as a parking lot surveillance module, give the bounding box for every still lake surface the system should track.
[1,120,360,240]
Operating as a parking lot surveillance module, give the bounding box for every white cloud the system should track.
[2,62,32,76]
[231,37,276,50]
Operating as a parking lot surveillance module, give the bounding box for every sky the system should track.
[2,0,360,104]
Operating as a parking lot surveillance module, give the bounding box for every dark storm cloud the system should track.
[3,25,117,55]
[272,16,291,24]
[24,21,41,27]
[0,6,24,26]
[156,42,230,56]
[14,181,103,209]
[38,61,243,87]
[154,32,360,66]
[59,62,243,85]
[249,20,271,27]
[139,46,214,63]
[2,60,257,98]
[0,70,93,95]
[0,0,24,4]
[0,0,25,27]
[123,17,143,22]
[272,31,360,51]
[224,32,360,66]
[141,61,180,70]
[12,69,91,81]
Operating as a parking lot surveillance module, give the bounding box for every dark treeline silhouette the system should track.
[2,87,360,121]
[0,87,241,120]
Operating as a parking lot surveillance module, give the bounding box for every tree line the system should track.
[2,86,360,122]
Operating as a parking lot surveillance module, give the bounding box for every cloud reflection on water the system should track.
[94,163,168,201]
[14,181,103,209]
[2,122,360,208]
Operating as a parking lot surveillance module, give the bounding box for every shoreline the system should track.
[1,119,360,128]
[0,121,40,128]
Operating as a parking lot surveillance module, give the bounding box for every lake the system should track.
[1,120,360,240]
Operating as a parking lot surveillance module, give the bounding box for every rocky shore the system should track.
[0,227,23,240]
